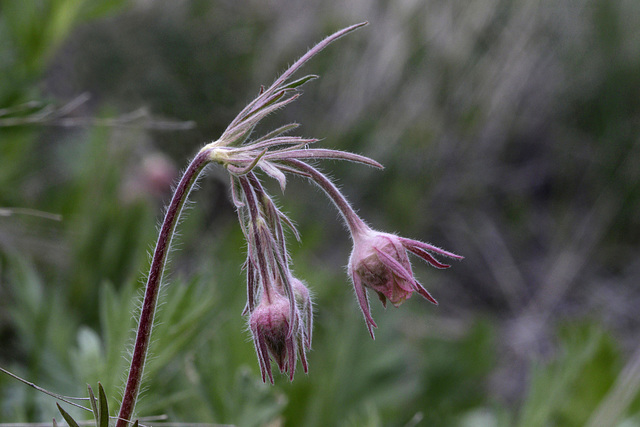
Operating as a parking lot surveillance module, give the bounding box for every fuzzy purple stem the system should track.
[239,176,274,304]
[285,159,369,236]
[116,149,212,427]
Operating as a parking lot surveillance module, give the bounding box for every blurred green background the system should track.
[1,0,640,426]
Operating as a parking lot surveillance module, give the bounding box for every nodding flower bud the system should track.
[348,228,463,338]
[249,291,309,383]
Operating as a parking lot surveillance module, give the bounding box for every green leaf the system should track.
[80,0,129,21]
[56,403,81,427]
[99,280,137,395]
[87,384,99,424]
[281,74,319,90]
[98,382,109,427]
[143,276,215,380]
[517,323,621,427]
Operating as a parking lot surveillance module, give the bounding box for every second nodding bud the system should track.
[249,291,310,383]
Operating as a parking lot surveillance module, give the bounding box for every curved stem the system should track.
[284,159,368,236]
[116,149,212,427]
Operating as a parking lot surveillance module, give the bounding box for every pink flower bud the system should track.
[348,228,462,338]
[249,291,309,383]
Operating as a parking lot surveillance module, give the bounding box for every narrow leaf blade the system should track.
[56,404,81,427]
[87,384,99,424]
[98,382,109,427]
[281,74,319,90]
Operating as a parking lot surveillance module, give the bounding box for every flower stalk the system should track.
[284,159,373,235]
[116,148,212,426]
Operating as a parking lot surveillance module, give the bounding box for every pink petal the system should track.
[413,280,439,305]
[299,339,309,373]
[374,247,416,291]
[255,332,274,384]
[351,272,377,339]
[400,237,464,260]
[286,335,297,381]
[405,245,451,269]
[376,291,388,308]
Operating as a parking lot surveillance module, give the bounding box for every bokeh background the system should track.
[1,1,640,426]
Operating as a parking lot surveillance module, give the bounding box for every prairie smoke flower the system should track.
[119,21,462,426]
[249,291,309,383]
[215,18,462,385]
[280,160,462,339]
[348,228,463,338]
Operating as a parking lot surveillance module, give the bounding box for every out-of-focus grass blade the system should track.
[87,384,99,424]
[98,382,109,427]
[56,403,81,427]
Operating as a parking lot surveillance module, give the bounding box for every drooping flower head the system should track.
[249,278,311,383]
[348,227,463,338]
[278,161,463,340]
[250,293,296,383]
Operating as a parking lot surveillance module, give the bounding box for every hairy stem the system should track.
[285,159,368,236]
[116,148,212,427]
[239,176,274,304]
